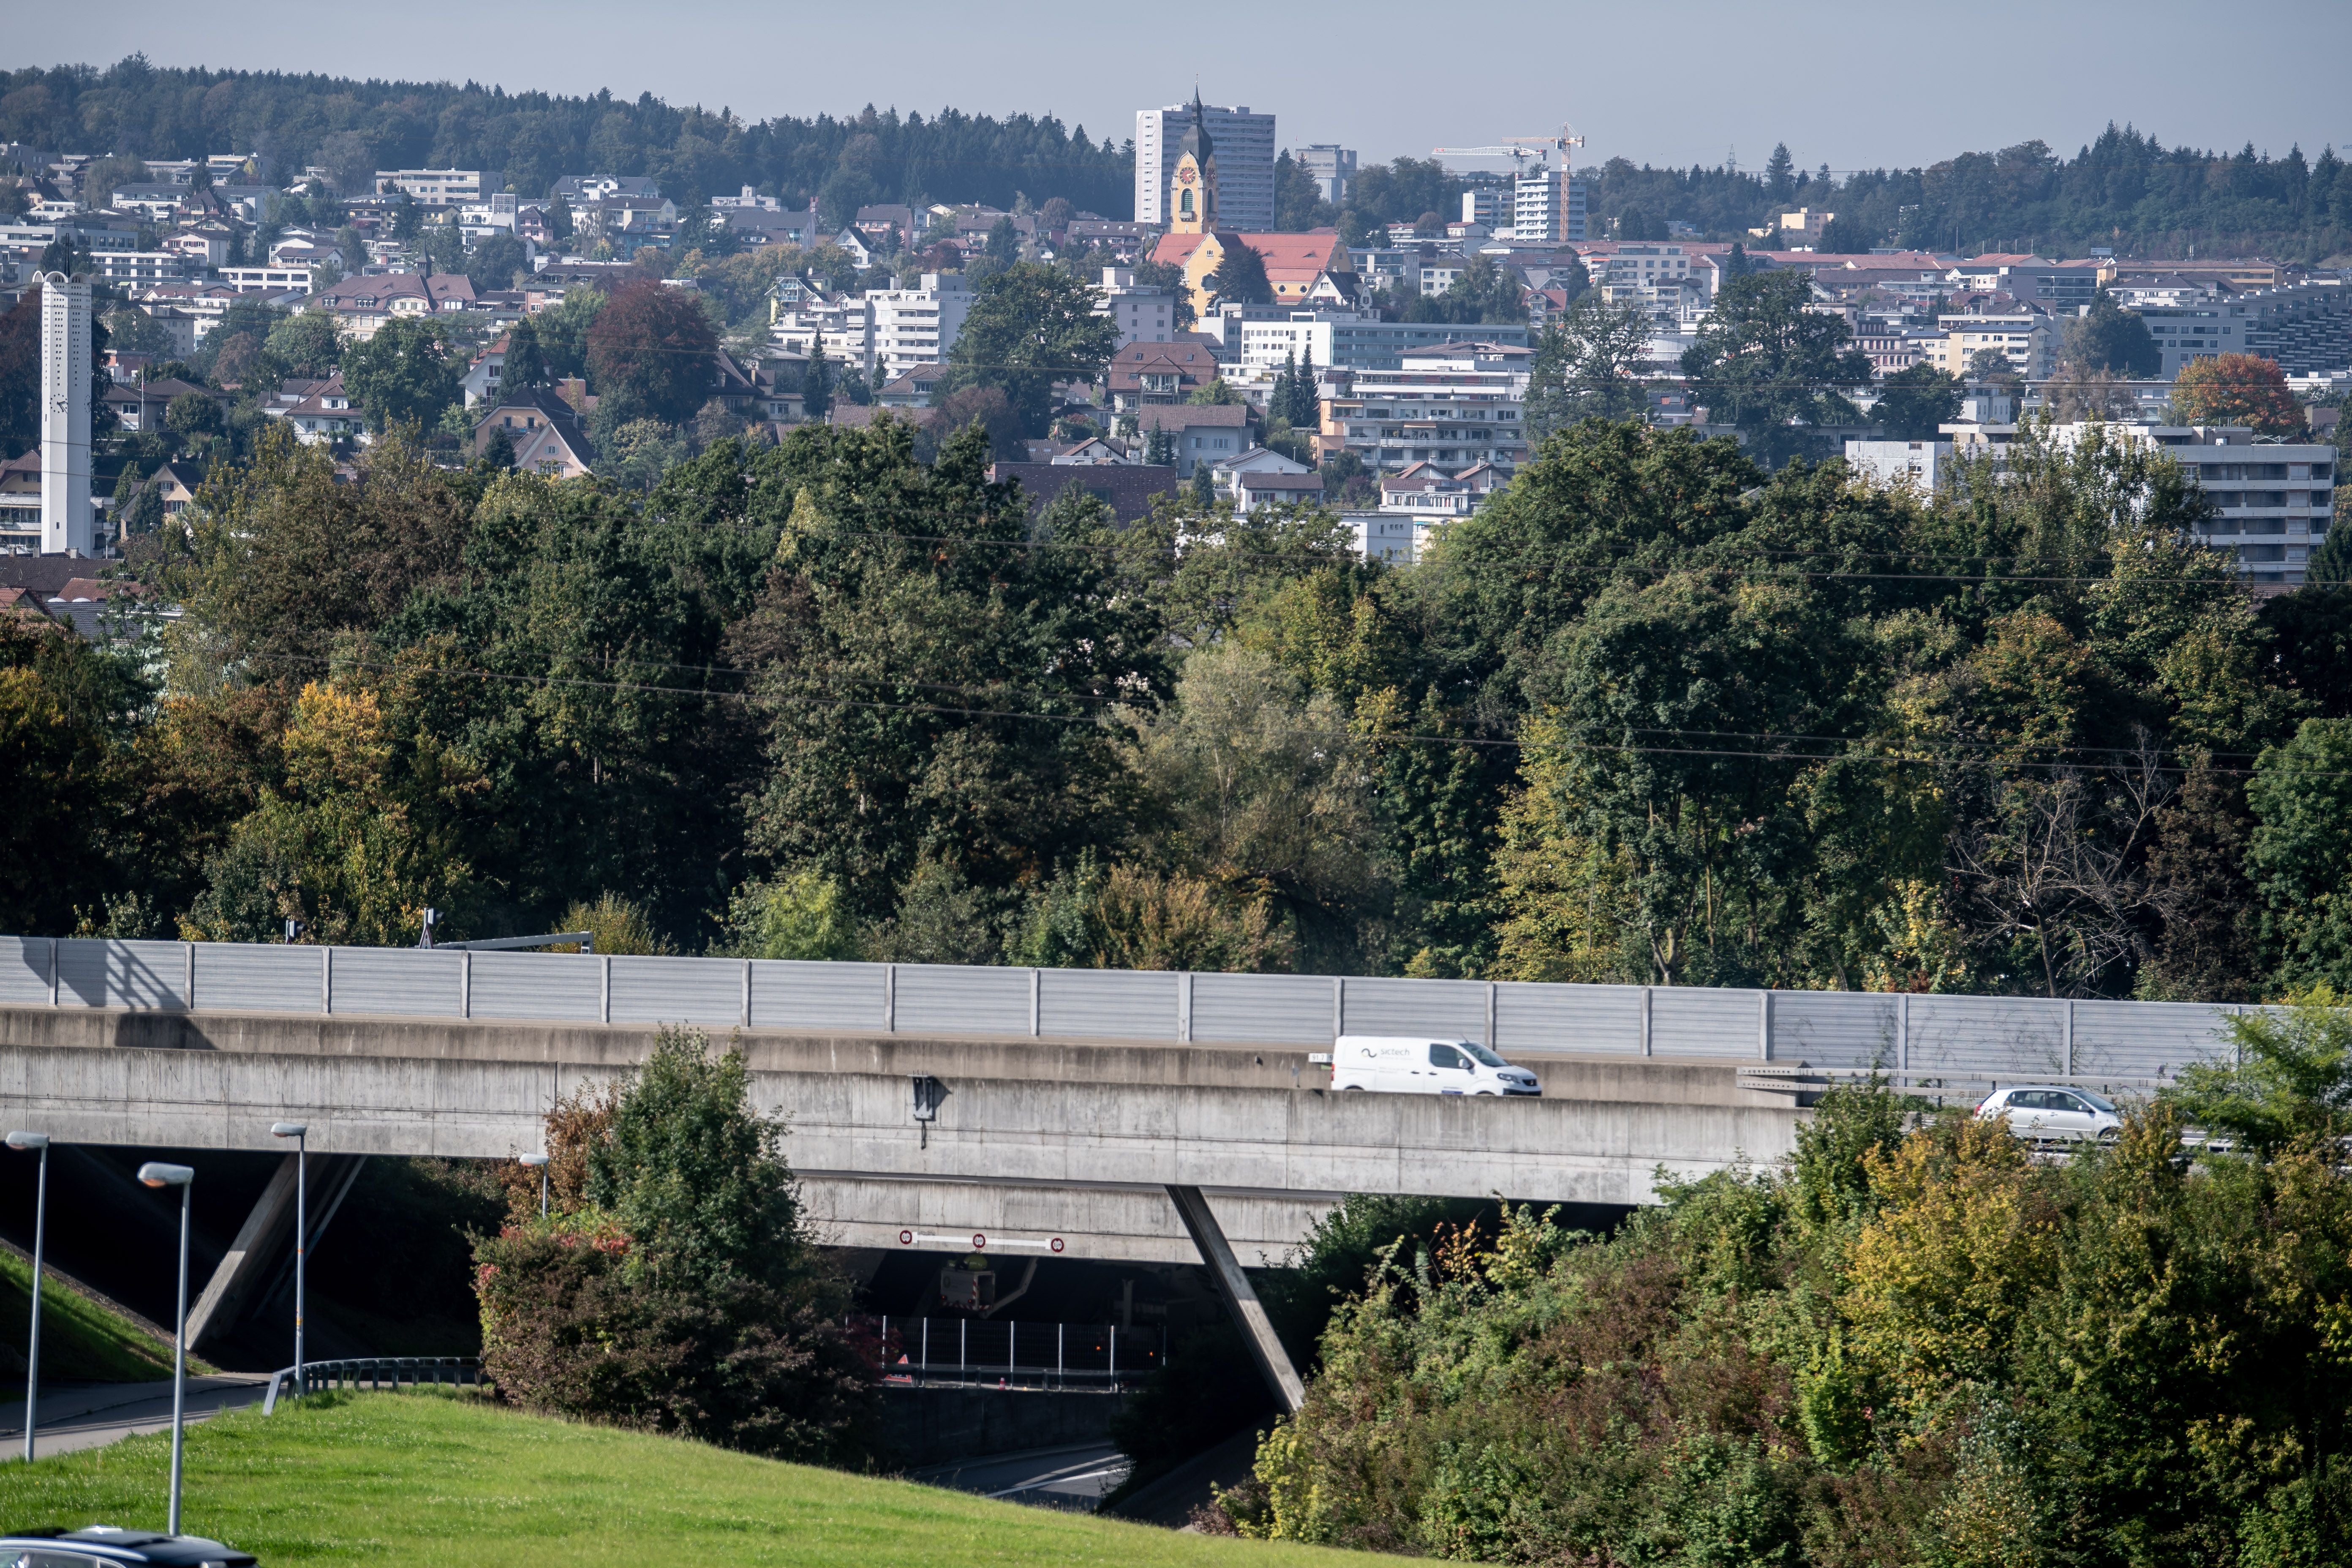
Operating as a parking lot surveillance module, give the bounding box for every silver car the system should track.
[0,1528,256,1568]
[1975,1085,2123,1143]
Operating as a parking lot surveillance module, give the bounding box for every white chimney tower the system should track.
[39,270,93,556]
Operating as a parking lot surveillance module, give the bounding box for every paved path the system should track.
[909,1441,1132,1511]
[0,1377,275,1462]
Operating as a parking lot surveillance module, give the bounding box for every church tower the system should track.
[1168,91,1217,234]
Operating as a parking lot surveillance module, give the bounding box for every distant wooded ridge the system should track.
[5,58,2347,257]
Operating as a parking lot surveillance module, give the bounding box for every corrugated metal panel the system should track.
[329,947,462,1018]
[1340,976,1487,1041]
[751,961,885,1032]
[193,943,321,1015]
[1494,983,1642,1056]
[1772,991,1899,1071]
[1192,974,1337,1045]
[1039,969,1178,1040]
[0,938,50,1005]
[54,939,188,1010]
[468,951,602,1022]
[2072,1000,2233,1080]
[1909,995,2064,1079]
[1651,986,1760,1058]
[610,956,742,1027]
[896,964,1031,1037]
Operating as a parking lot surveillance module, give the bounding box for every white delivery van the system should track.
[1329,1036,1541,1096]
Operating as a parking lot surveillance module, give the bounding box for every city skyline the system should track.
[16,0,2352,182]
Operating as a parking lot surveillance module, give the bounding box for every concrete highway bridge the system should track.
[0,936,2241,1406]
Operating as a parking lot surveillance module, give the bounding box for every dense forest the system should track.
[8,59,2346,256]
[0,57,1133,217]
[1584,126,2352,260]
[11,407,2352,1007]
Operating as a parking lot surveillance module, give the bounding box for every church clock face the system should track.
[1177,166,1196,187]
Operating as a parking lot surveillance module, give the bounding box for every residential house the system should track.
[309,272,438,339]
[1049,436,1136,464]
[101,377,227,433]
[877,362,947,408]
[986,462,1177,523]
[462,337,508,407]
[1130,402,1251,472]
[574,195,679,247]
[853,204,919,245]
[273,374,366,444]
[1108,338,1225,409]
[1208,444,1312,499]
[726,205,821,249]
[474,389,596,478]
[1232,469,1326,513]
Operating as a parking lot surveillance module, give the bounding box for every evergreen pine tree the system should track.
[1191,457,1216,509]
[803,341,832,420]
[1292,347,1318,430]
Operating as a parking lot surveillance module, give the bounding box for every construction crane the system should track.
[1430,144,1544,172]
[1507,123,1585,174]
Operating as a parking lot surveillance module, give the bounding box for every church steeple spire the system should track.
[1168,89,1218,234]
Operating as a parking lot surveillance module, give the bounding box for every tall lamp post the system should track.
[269,1124,308,1388]
[6,1132,49,1463]
[137,1162,195,1535]
[518,1153,550,1218]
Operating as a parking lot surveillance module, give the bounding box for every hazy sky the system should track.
[18,0,2352,177]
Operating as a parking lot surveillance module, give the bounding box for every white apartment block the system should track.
[2107,424,2334,586]
[1320,344,1532,473]
[1946,421,2335,587]
[93,251,187,286]
[1096,268,1176,348]
[375,169,501,206]
[1512,166,1587,243]
[1134,101,1276,229]
[219,267,314,294]
[1229,308,1533,374]
[1297,145,1356,206]
[1845,439,1955,491]
[1916,313,2061,381]
[868,272,973,382]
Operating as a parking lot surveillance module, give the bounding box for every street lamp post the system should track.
[519,1153,550,1218]
[6,1132,50,1463]
[270,1124,308,1388]
[137,1162,195,1535]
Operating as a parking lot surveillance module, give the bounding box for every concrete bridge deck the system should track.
[0,1004,1802,1263]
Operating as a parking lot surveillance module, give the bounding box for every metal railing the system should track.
[262,1356,482,1413]
[0,933,2255,1085]
[854,1317,1161,1393]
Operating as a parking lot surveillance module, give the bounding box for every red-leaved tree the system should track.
[585,279,720,427]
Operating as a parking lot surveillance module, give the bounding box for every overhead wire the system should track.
[215,647,2346,783]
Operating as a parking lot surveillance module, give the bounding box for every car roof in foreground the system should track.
[0,1527,257,1565]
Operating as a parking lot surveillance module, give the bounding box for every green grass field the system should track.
[0,1390,1371,1566]
[0,1252,212,1382]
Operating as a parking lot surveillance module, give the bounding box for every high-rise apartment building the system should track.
[1135,99,1275,230]
[39,271,93,555]
[1511,166,1588,243]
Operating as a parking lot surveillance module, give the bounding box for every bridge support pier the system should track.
[1166,1184,1304,1413]
[185,1153,365,1351]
